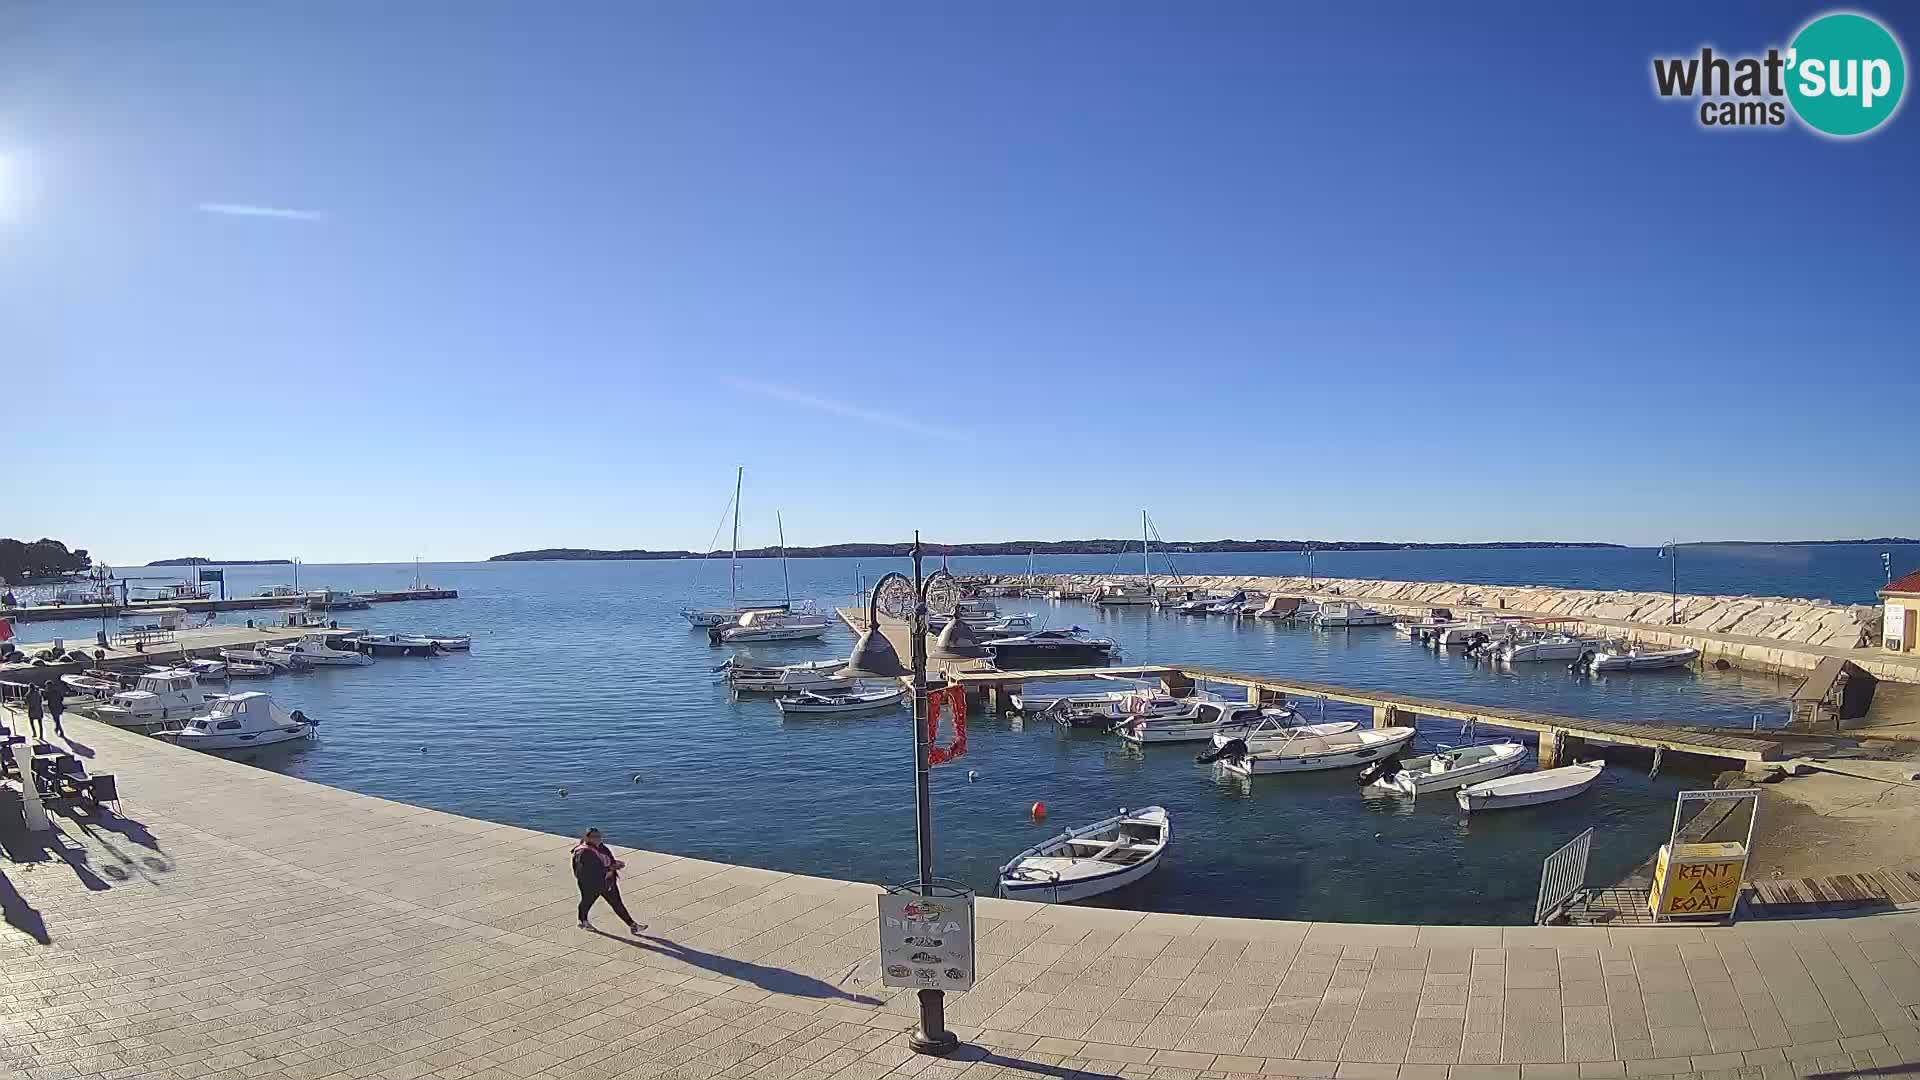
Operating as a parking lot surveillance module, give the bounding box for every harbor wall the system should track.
[970,573,1917,683]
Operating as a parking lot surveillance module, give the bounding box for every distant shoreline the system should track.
[489,537,1916,562]
[146,558,296,566]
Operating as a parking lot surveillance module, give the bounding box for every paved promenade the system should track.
[3,719,1918,1080]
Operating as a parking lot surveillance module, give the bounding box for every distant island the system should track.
[147,557,296,566]
[1680,538,1918,547]
[492,539,1627,562]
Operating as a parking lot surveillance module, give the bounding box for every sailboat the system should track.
[1094,511,1156,605]
[711,512,828,644]
[680,468,793,627]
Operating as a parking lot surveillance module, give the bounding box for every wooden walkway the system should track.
[1748,866,1920,914]
[940,659,1782,765]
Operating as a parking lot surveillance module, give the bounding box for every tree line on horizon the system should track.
[489,538,1631,562]
[0,538,91,585]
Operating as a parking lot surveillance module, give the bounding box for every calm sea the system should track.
[19,544,1913,924]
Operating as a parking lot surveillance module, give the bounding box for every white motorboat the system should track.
[724,658,853,694]
[1254,595,1304,620]
[224,658,276,678]
[77,668,218,728]
[350,633,444,657]
[1496,632,1599,663]
[715,609,830,644]
[155,692,317,751]
[222,646,307,673]
[774,686,907,714]
[997,806,1170,904]
[185,658,228,680]
[1580,646,1699,672]
[1208,711,1357,752]
[305,588,370,611]
[1362,740,1527,795]
[1216,726,1417,776]
[1395,608,1457,638]
[1429,613,1530,648]
[60,671,122,702]
[1093,581,1155,606]
[1312,601,1396,628]
[1118,700,1264,745]
[420,633,470,650]
[265,634,375,667]
[1456,760,1604,812]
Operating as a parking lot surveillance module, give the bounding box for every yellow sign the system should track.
[1650,842,1747,917]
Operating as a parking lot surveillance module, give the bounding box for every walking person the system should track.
[24,684,45,742]
[572,828,646,935]
[43,677,65,738]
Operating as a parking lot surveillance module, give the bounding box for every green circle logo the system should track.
[1787,12,1906,136]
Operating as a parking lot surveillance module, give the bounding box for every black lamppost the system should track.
[839,534,984,1056]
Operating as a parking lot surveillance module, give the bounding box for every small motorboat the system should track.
[1215,726,1417,776]
[723,657,853,694]
[773,686,907,715]
[1577,646,1699,672]
[1361,740,1528,795]
[155,692,317,751]
[1118,699,1264,745]
[1311,601,1396,628]
[981,627,1119,666]
[223,646,309,673]
[1457,760,1604,812]
[265,634,375,667]
[420,633,471,650]
[305,589,371,611]
[1207,711,1356,753]
[185,658,228,680]
[350,633,444,657]
[1495,632,1600,663]
[60,670,122,702]
[997,806,1170,904]
[77,668,219,728]
[224,658,277,678]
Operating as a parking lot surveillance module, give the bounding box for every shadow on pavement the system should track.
[588,928,885,1005]
[0,870,50,945]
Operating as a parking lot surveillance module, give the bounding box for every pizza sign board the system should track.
[877,889,975,992]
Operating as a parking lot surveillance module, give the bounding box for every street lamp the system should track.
[839,534,967,1056]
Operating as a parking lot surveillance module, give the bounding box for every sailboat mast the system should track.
[1141,509,1150,579]
[778,511,792,602]
[730,466,742,608]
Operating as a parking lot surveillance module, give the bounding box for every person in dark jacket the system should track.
[43,678,65,737]
[24,684,45,741]
[572,828,645,934]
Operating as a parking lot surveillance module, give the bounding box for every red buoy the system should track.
[1030,801,1046,819]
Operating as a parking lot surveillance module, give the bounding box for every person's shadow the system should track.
[587,928,883,1005]
[0,870,50,945]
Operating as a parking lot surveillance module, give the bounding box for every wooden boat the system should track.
[1216,726,1416,776]
[1361,740,1527,795]
[1456,760,1604,812]
[773,686,907,715]
[997,806,1169,904]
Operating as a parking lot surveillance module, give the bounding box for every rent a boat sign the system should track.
[878,890,976,992]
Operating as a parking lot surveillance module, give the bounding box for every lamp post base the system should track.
[909,989,959,1056]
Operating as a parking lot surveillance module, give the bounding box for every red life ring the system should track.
[927,684,967,765]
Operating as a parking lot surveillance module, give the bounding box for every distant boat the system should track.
[679,467,792,627]
[713,607,829,644]
[1311,601,1396,628]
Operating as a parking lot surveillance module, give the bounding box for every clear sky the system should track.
[3,1,1915,564]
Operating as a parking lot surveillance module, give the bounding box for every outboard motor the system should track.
[707,626,725,646]
[1197,738,1248,765]
[1569,649,1595,675]
[1356,755,1403,786]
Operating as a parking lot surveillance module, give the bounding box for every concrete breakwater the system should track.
[973,573,1917,683]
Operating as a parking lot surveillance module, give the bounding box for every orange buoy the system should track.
[1030,801,1046,819]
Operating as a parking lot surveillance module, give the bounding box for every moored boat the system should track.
[155,692,317,751]
[420,633,471,650]
[1456,760,1604,812]
[997,806,1170,904]
[1312,601,1396,628]
[1207,711,1355,753]
[265,634,375,667]
[1578,645,1699,672]
[774,686,907,714]
[1215,726,1417,776]
[723,657,853,694]
[75,668,219,728]
[1118,699,1263,745]
[981,627,1118,666]
[1360,740,1528,795]
[714,608,830,644]
[350,633,444,657]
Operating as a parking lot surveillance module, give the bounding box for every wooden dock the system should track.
[0,587,456,624]
[0,622,359,685]
[1747,866,1920,914]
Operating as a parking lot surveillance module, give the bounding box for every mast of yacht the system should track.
[1141,509,1150,581]
[730,466,743,610]
[777,511,792,604]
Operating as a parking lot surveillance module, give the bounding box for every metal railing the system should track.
[1535,827,1595,925]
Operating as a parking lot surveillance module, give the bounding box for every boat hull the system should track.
[1370,743,1527,795]
[157,727,314,751]
[999,852,1162,903]
[1456,762,1604,812]
[1221,727,1416,775]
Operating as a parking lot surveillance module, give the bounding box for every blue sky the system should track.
[2,1,1915,563]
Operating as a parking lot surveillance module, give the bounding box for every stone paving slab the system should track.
[2,717,1918,1080]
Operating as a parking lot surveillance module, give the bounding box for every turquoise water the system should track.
[19,545,1906,924]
